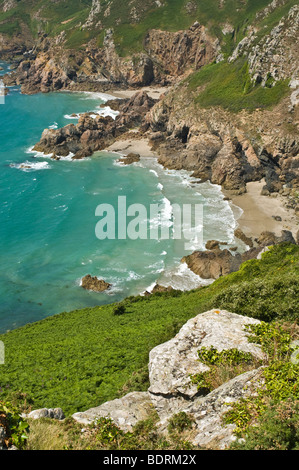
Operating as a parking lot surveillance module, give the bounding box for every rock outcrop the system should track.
[81,275,111,292]
[72,309,266,449]
[72,392,154,432]
[32,91,156,159]
[181,249,243,280]
[26,408,65,421]
[181,230,297,280]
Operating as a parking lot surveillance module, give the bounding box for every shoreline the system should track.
[224,180,298,241]
[104,84,299,245]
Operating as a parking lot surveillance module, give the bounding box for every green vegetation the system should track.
[23,410,195,450]
[222,321,299,449]
[0,400,29,449]
[0,244,298,418]
[190,346,257,394]
[188,59,290,112]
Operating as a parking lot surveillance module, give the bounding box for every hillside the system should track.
[0,242,298,450]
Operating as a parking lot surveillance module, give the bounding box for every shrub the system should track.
[0,401,29,449]
[230,399,299,450]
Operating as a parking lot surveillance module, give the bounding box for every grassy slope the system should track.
[187,59,290,112]
[0,244,298,416]
[0,0,281,53]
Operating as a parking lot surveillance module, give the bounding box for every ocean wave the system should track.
[157,262,214,292]
[10,161,50,172]
[79,91,119,102]
[64,106,119,121]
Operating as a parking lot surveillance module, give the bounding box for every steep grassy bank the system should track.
[0,243,298,417]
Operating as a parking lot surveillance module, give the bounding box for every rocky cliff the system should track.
[2,22,219,93]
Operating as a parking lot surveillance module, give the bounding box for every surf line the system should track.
[95,195,203,250]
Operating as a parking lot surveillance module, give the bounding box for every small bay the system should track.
[0,61,240,332]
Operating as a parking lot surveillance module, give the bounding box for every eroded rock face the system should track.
[81,275,111,292]
[179,367,265,450]
[143,22,219,78]
[1,21,218,93]
[181,249,242,279]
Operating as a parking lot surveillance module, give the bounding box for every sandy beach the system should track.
[226,180,298,241]
[108,85,170,100]
[106,136,158,158]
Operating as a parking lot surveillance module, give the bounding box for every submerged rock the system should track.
[117,152,140,165]
[81,275,111,292]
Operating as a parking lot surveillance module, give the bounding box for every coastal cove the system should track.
[0,62,242,333]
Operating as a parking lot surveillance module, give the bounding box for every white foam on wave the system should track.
[10,160,50,172]
[79,91,119,102]
[158,262,214,292]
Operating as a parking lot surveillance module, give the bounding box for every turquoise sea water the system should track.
[0,61,242,333]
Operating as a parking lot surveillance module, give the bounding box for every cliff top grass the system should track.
[187,59,290,112]
[0,243,298,416]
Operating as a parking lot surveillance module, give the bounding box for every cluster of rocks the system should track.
[182,229,297,280]
[32,91,156,160]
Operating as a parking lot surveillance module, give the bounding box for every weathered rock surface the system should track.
[32,91,156,159]
[257,229,296,246]
[117,152,140,165]
[72,392,154,432]
[26,408,65,421]
[176,367,265,449]
[182,229,297,280]
[181,249,243,280]
[148,310,264,417]
[81,275,111,292]
[1,22,218,94]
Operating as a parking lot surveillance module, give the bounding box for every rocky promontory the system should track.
[32,91,157,160]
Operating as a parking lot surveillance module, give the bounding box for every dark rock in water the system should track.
[118,153,140,165]
[33,91,156,159]
[205,240,220,250]
[151,284,174,293]
[182,249,242,280]
[81,275,111,292]
[234,228,254,248]
[144,284,174,296]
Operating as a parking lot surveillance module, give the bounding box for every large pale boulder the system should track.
[148,309,264,417]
